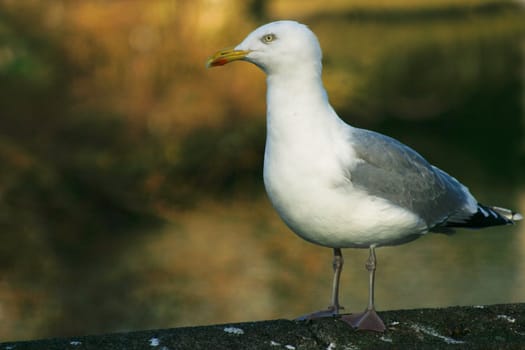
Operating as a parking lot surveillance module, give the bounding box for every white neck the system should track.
[265,71,346,144]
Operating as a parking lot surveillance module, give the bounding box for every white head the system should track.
[207,21,323,77]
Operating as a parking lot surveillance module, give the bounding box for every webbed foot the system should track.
[296,305,344,320]
[341,308,386,332]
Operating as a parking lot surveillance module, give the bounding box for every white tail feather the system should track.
[491,206,523,221]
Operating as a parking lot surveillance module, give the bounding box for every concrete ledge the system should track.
[2,303,525,349]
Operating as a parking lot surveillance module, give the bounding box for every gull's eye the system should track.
[261,34,276,44]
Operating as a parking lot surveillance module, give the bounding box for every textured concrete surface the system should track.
[2,303,525,349]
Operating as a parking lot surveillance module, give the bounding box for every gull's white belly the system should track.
[263,152,427,248]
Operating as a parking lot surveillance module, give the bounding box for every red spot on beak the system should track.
[210,58,229,67]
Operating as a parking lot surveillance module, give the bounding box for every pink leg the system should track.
[297,248,345,320]
[341,245,386,332]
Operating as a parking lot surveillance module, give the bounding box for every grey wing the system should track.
[348,128,476,228]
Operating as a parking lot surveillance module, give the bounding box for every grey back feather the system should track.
[348,128,472,228]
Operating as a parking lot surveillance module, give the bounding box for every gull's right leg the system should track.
[296,248,345,320]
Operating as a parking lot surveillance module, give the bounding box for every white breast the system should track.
[263,107,427,248]
[262,73,428,248]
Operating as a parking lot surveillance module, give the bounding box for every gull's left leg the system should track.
[296,248,345,320]
[341,245,386,332]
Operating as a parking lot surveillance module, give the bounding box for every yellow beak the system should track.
[206,47,251,68]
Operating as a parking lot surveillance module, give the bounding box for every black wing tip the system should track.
[446,204,521,229]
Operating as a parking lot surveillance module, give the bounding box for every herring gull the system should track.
[206,20,522,332]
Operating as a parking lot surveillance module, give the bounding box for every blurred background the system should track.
[1,0,525,342]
